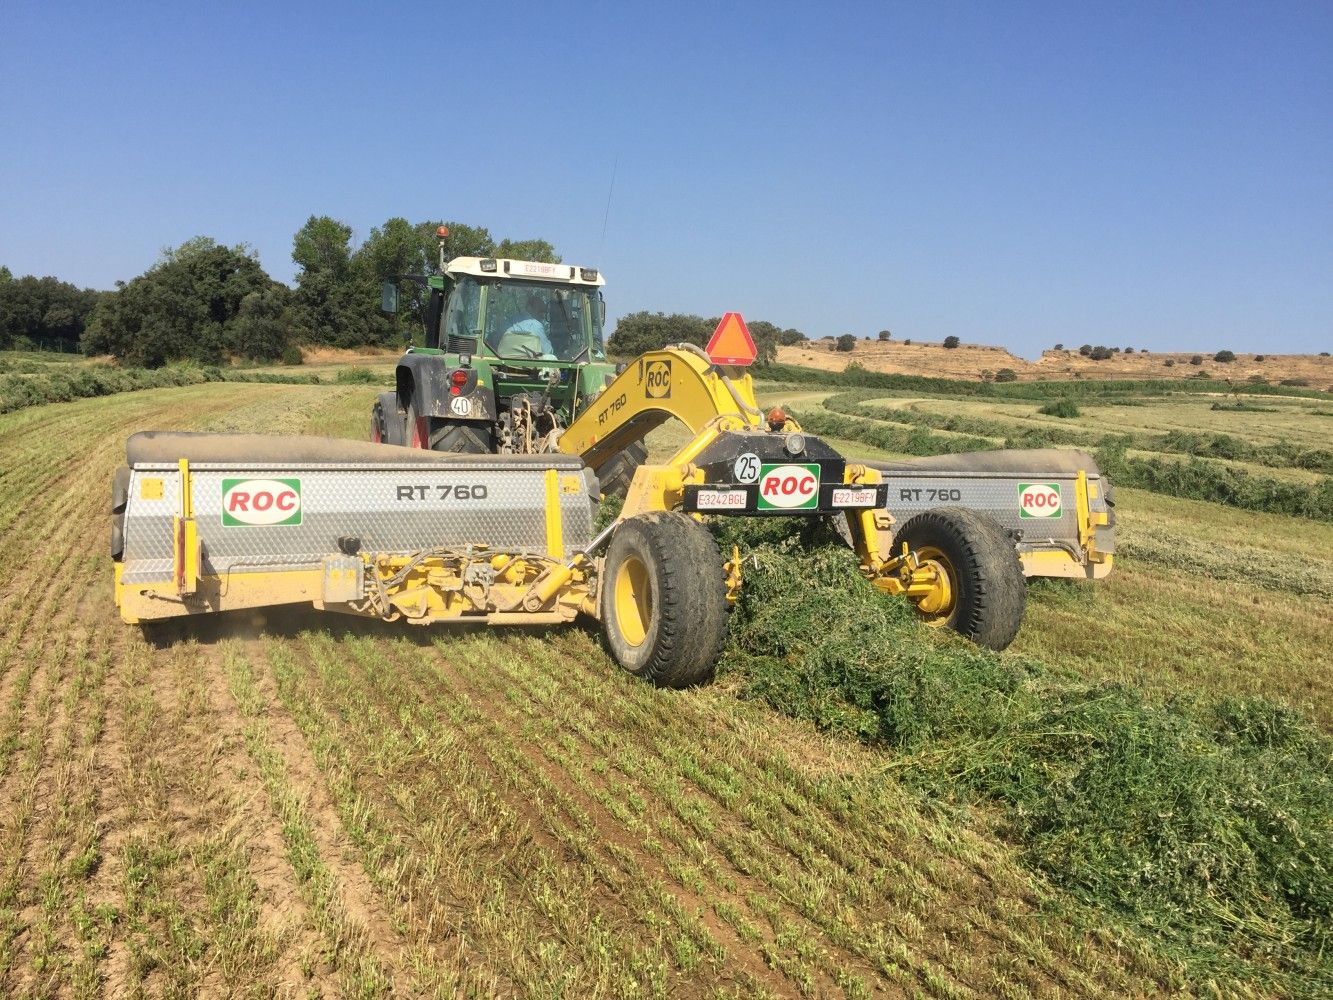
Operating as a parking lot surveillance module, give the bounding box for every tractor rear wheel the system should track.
[597,440,648,499]
[896,506,1026,650]
[600,511,728,687]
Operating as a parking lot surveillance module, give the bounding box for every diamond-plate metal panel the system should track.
[880,471,1111,556]
[121,462,595,584]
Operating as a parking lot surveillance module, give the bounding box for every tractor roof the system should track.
[445,257,606,287]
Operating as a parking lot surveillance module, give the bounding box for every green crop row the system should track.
[798,400,1333,521]
[1094,441,1333,523]
[714,518,1333,996]
[819,391,1333,474]
[757,361,1333,401]
[0,365,320,414]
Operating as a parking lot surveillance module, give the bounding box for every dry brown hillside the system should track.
[779,338,1333,387]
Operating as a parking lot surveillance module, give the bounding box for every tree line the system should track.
[1,218,560,366]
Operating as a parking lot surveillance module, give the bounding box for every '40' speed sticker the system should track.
[1018,482,1061,518]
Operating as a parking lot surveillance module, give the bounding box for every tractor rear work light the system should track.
[479,258,497,272]
[580,268,598,281]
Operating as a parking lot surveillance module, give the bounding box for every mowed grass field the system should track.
[0,374,1328,998]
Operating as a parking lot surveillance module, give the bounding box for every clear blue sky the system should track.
[1,1,1329,356]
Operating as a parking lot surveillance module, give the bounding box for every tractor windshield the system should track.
[483,280,606,363]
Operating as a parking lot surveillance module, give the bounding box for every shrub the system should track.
[943,335,961,349]
[334,366,379,384]
[1193,369,1210,378]
[1254,354,1265,362]
[1053,343,1064,350]
[1089,346,1113,360]
[1125,347,1135,354]
[280,344,304,365]
[1079,344,1092,356]
[877,330,891,341]
[994,368,1018,383]
[835,334,857,352]
[1281,378,1310,387]
[1190,355,1203,365]
[1214,350,1236,363]
[1321,351,1330,357]
[1164,359,1176,367]
[903,339,911,345]
[1039,398,1081,418]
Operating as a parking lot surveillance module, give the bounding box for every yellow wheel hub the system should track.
[613,554,653,647]
[910,545,956,626]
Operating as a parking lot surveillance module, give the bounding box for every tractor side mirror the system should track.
[380,282,399,314]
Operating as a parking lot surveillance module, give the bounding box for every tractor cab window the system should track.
[443,277,482,345]
[483,280,606,363]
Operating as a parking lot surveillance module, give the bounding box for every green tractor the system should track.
[374,231,646,496]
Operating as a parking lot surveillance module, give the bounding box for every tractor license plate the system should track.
[830,487,878,508]
[694,488,748,511]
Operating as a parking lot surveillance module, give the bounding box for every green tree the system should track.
[943,335,961,349]
[495,238,560,263]
[877,329,891,341]
[83,237,281,365]
[607,312,713,358]
[0,273,101,351]
[290,215,390,348]
[1214,349,1236,363]
[231,286,294,361]
[835,334,857,352]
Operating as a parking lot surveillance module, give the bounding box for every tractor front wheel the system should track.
[600,512,729,687]
[896,507,1026,650]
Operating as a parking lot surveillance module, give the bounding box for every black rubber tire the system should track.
[896,506,1026,651]
[597,440,649,499]
[429,421,494,454]
[600,511,728,688]
[371,392,404,445]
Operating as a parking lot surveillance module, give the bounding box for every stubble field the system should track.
[0,369,1328,998]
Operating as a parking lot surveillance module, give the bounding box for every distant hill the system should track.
[778,339,1333,389]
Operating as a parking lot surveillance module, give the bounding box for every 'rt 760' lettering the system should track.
[899,488,963,502]
[396,484,489,501]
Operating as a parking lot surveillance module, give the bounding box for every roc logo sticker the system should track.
[757,463,820,511]
[645,360,671,399]
[222,478,302,526]
[1018,482,1061,518]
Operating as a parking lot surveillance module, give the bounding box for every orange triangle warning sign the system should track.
[705,312,757,366]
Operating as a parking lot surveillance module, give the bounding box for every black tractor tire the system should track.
[429,420,494,454]
[597,440,649,499]
[371,392,406,446]
[896,506,1026,651]
[600,511,729,688]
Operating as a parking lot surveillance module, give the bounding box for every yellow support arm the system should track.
[560,347,765,469]
[559,347,769,516]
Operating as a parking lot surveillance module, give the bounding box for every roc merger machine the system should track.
[113,238,1114,687]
